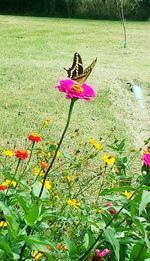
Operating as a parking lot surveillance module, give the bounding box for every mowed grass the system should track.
[0,15,149,148]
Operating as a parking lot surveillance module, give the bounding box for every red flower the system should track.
[15,149,28,160]
[108,209,116,214]
[28,133,42,143]
[40,162,48,169]
[0,185,6,191]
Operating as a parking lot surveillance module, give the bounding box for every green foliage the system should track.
[0,115,149,260]
[0,0,149,19]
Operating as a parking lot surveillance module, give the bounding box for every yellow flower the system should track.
[67,199,80,208]
[95,209,104,214]
[63,175,75,181]
[32,250,43,260]
[0,220,7,228]
[90,138,102,151]
[40,180,52,190]
[124,190,133,199]
[2,149,14,157]
[33,167,40,175]
[2,179,16,188]
[115,168,120,174]
[56,150,61,157]
[102,154,115,166]
[33,167,44,176]
[43,118,50,127]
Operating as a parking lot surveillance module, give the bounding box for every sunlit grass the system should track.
[0,15,149,147]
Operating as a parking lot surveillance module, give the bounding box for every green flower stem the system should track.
[39,99,76,198]
[5,158,21,196]
[18,99,76,261]
[77,179,146,261]
[15,142,35,189]
[22,142,35,175]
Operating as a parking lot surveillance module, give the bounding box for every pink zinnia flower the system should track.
[92,248,110,260]
[105,201,112,207]
[55,79,96,102]
[141,153,150,167]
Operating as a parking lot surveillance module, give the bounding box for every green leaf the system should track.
[32,181,49,199]
[139,191,150,215]
[0,202,19,237]
[16,194,29,215]
[83,230,95,250]
[133,217,145,236]
[24,202,39,226]
[48,144,56,152]
[0,239,13,255]
[104,228,120,261]
[129,243,146,261]
[20,235,57,251]
[64,237,77,256]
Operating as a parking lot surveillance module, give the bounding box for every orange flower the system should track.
[28,133,42,143]
[0,185,6,191]
[40,162,48,169]
[15,149,28,160]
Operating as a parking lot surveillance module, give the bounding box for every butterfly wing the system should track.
[65,53,83,79]
[74,57,97,84]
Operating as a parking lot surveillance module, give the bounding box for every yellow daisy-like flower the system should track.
[67,199,80,208]
[2,149,14,157]
[2,179,16,188]
[40,180,52,190]
[124,190,133,199]
[43,118,50,127]
[56,150,61,157]
[0,220,7,228]
[90,138,102,151]
[33,167,44,176]
[32,250,43,260]
[33,167,41,175]
[102,154,115,166]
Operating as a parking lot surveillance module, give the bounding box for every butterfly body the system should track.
[64,53,97,84]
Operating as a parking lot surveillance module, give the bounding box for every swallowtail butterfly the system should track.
[64,53,97,84]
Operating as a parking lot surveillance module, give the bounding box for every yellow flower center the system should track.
[71,84,84,93]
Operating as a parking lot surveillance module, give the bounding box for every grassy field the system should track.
[0,15,149,148]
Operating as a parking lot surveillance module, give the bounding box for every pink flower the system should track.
[92,249,110,260]
[141,153,150,167]
[55,79,96,102]
[105,201,112,207]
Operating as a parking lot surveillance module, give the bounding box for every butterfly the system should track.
[64,52,97,84]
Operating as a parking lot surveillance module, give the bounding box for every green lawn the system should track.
[0,15,149,148]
